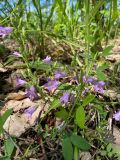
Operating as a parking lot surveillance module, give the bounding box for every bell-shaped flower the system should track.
[60,92,70,104]
[16,77,26,86]
[43,56,51,64]
[113,111,120,121]
[13,51,22,57]
[44,79,58,92]
[24,106,36,118]
[0,26,12,37]
[25,86,38,101]
[54,71,66,80]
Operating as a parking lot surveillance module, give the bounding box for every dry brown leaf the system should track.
[5,68,25,87]
[106,54,120,62]
[2,98,49,137]
[6,92,26,100]
[105,89,120,101]
[2,98,35,113]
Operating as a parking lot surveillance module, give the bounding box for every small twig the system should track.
[40,138,48,160]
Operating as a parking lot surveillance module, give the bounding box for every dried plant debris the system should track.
[105,88,120,101]
[112,126,120,152]
[106,54,120,62]
[1,98,49,137]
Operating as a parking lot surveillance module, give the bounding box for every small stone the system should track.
[80,152,92,160]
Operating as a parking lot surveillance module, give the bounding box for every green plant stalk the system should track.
[32,0,44,57]
[105,0,112,44]
[74,146,79,160]
[74,126,79,160]
[38,0,44,57]
[85,0,90,74]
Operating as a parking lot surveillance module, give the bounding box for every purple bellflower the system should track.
[44,79,58,92]
[43,56,51,64]
[60,92,70,104]
[54,71,66,80]
[16,77,26,86]
[0,26,12,37]
[24,106,36,118]
[87,76,97,85]
[13,51,22,57]
[83,75,96,85]
[83,75,105,94]
[25,86,38,101]
[113,111,120,121]
[94,81,105,94]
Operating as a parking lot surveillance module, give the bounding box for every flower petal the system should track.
[43,56,51,64]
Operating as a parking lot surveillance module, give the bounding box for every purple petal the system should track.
[13,51,22,57]
[113,111,120,121]
[24,106,36,118]
[16,78,26,86]
[94,85,104,94]
[93,80,105,94]
[44,80,58,91]
[25,86,38,101]
[83,75,87,83]
[82,88,89,95]
[60,92,70,104]
[97,81,105,87]
[83,75,97,85]
[87,77,97,85]
[54,71,66,80]
[0,26,12,36]
[43,56,51,64]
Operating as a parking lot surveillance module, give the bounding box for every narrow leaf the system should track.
[96,70,107,81]
[45,99,61,117]
[4,138,15,157]
[75,106,85,129]
[62,137,73,160]
[70,134,91,151]
[0,109,13,134]
[55,108,68,120]
[102,46,113,56]
[82,94,95,107]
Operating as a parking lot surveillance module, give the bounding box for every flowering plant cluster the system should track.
[15,55,120,124]
[83,76,105,94]
[16,77,38,117]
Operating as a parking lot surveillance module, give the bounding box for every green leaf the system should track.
[0,109,13,134]
[96,70,107,81]
[50,99,61,110]
[0,156,11,160]
[62,137,73,160]
[55,108,68,120]
[45,99,61,116]
[58,84,72,90]
[4,138,15,157]
[82,94,95,107]
[70,134,91,151]
[101,46,113,56]
[30,62,51,71]
[75,106,85,129]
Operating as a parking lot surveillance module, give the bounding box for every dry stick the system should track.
[3,129,23,155]
[40,138,48,160]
